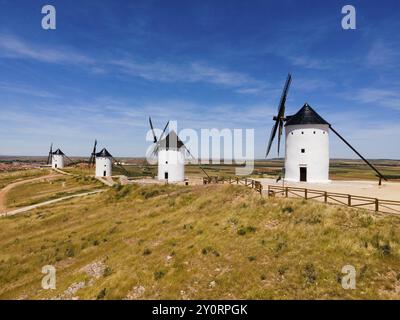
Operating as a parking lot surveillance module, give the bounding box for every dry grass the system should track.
[0,183,400,299]
[0,169,50,189]
[4,176,104,208]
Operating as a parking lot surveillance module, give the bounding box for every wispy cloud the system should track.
[0,34,93,65]
[110,59,266,92]
[0,82,59,98]
[366,41,400,68]
[350,88,400,110]
[293,78,335,92]
[0,34,268,95]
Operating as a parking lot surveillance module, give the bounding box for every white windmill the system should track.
[88,140,128,177]
[266,74,387,184]
[46,143,74,169]
[148,118,192,183]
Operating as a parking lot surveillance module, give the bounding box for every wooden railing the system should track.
[203,176,262,194]
[268,185,400,215]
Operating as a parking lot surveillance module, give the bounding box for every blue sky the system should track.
[0,0,399,159]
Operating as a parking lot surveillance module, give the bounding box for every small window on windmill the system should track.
[313,131,316,134]
[166,161,168,164]
[301,131,304,134]
[301,148,305,153]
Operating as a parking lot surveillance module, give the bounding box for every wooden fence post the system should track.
[236,177,239,184]
[375,199,379,212]
[324,191,327,203]
[348,194,351,206]
[305,188,308,200]
[285,187,288,197]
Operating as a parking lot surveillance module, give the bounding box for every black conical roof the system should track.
[52,148,65,155]
[95,148,112,157]
[158,130,185,150]
[285,103,329,126]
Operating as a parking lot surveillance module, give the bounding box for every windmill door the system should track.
[165,172,168,180]
[300,167,307,182]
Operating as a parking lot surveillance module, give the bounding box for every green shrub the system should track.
[154,270,165,280]
[237,226,256,235]
[202,246,219,256]
[97,288,107,300]
[303,264,317,285]
[143,248,152,256]
[65,246,75,258]
[104,267,112,277]
[282,206,294,214]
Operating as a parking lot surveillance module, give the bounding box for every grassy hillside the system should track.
[5,175,103,208]
[0,169,50,189]
[0,184,400,299]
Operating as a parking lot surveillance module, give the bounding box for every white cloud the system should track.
[0,34,93,65]
[0,34,268,95]
[0,82,59,98]
[351,88,400,110]
[110,59,266,92]
[366,41,400,68]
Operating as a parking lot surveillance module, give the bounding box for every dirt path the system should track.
[95,177,115,187]
[0,189,105,217]
[0,174,60,212]
[258,178,400,201]
[53,168,74,176]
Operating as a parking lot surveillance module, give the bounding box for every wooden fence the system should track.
[268,185,400,215]
[203,176,263,194]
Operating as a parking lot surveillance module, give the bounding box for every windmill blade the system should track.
[149,117,157,143]
[160,121,169,140]
[183,145,210,179]
[277,73,292,118]
[266,74,292,158]
[266,120,279,157]
[65,155,76,166]
[89,139,97,166]
[111,156,129,175]
[330,125,387,182]
[152,120,170,156]
[277,120,283,156]
[47,143,53,165]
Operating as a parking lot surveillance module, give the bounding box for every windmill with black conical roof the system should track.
[46,143,75,169]
[88,139,128,177]
[266,74,387,184]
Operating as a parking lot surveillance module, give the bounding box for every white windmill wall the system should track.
[285,124,330,183]
[158,149,185,182]
[52,155,64,169]
[95,157,112,177]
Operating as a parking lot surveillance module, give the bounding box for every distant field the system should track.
[1,184,400,299]
[4,176,104,208]
[1,158,399,181]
